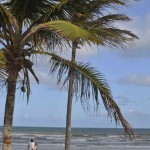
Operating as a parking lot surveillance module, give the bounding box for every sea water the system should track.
[0,127,149,150]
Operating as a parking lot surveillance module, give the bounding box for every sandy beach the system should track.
[0,144,148,150]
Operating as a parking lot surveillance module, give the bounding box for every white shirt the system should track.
[28,142,35,150]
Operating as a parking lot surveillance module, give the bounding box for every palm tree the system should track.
[0,1,102,150]
[48,0,138,150]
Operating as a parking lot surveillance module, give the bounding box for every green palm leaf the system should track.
[41,0,70,22]
[85,27,138,48]
[87,14,131,26]
[8,0,52,20]
[0,51,7,82]
[0,3,19,49]
[21,20,101,45]
[0,3,19,32]
[0,51,6,64]
[49,53,134,137]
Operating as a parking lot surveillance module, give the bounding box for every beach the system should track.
[0,144,149,150]
[7,144,150,150]
[0,127,150,150]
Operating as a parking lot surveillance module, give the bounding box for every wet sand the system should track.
[0,144,149,150]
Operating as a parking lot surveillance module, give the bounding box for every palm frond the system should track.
[49,53,134,137]
[86,27,138,48]
[0,68,7,87]
[87,0,136,10]
[0,3,19,48]
[0,3,19,31]
[17,59,39,103]
[87,14,131,26]
[0,50,6,64]
[82,0,129,17]
[19,67,31,103]
[8,0,52,21]
[21,20,101,46]
[0,50,7,83]
[41,0,70,22]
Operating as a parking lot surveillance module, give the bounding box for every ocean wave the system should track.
[1,127,150,149]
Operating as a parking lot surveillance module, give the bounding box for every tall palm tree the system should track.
[48,0,138,150]
[0,1,101,150]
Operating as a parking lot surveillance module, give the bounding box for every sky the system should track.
[0,0,150,128]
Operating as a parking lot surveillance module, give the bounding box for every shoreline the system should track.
[0,144,150,150]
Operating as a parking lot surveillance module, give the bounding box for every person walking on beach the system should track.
[27,139,37,150]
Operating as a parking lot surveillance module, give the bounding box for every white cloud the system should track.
[133,15,150,49]
[125,109,150,119]
[125,109,150,121]
[127,109,136,116]
[115,15,150,57]
[118,74,150,86]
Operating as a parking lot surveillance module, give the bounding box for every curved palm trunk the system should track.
[65,41,77,150]
[2,71,18,150]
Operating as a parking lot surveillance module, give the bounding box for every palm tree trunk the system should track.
[65,41,77,150]
[2,71,18,150]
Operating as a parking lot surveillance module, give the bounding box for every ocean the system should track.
[0,127,150,150]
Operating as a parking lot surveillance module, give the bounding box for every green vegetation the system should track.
[0,1,138,150]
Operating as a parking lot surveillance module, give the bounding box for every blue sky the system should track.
[0,0,150,128]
